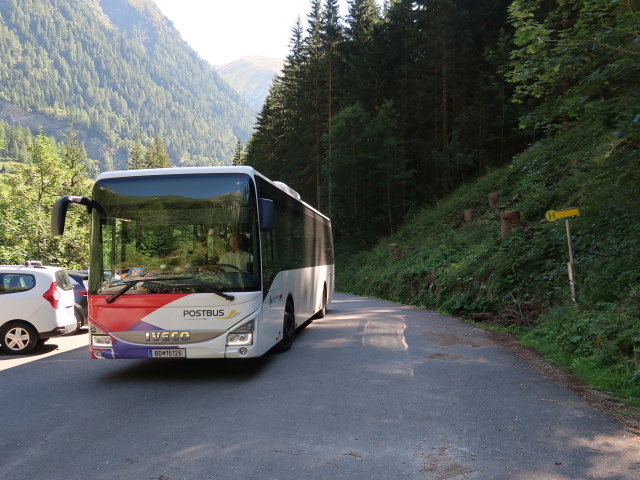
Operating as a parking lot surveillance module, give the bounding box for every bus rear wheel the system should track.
[274,300,295,353]
[311,285,327,320]
[318,285,327,318]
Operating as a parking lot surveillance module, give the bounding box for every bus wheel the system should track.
[275,300,295,353]
[318,285,327,318]
[312,285,327,320]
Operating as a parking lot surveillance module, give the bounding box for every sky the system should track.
[152,0,352,67]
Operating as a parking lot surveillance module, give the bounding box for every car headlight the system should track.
[227,320,254,346]
[91,335,112,347]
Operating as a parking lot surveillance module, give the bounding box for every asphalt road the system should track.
[1,293,638,480]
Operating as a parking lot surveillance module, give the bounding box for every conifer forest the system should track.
[245,0,639,247]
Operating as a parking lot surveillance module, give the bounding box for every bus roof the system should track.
[96,166,258,180]
[96,166,330,221]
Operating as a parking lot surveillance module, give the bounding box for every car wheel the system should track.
[0,322,38,355]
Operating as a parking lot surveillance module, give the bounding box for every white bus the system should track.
[52,166,334,359]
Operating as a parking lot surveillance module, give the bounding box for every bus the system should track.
[51,166,334,359]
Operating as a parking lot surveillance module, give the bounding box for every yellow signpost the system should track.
[545,208,580,222]
[545,208,580,303]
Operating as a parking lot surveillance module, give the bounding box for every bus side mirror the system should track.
[259,198,274,232]
[51,195,93,236]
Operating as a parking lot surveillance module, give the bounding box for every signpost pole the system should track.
[545,208,579,304]
[565,219,576,303]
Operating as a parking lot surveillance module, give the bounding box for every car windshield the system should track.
[88,173,260,296]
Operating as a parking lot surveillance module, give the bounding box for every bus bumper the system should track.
[89,333,267,359]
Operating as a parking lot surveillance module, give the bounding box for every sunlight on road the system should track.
[0,330,88,371]
[362,317,409,352]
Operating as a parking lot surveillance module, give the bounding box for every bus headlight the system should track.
[91,335,112,347]
[227,320,254,346]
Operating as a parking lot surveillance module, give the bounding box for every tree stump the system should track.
[500,210,521,239]
[463,209,474,223]
[488,192,498,207]
[388,244,400,257]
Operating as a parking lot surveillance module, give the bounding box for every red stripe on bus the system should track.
[89,294,189,332]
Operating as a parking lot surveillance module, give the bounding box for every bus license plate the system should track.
[148,349,186,359]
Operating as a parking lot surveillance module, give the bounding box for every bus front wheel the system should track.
[275,300,295,353]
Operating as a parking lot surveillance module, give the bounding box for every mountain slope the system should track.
[217,56,282,111]
[0,0,255,167]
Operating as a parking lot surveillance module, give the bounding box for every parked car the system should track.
[66,270,88,333]
[0,264,76,354]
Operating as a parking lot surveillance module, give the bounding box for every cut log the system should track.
[464,209,474,223]
[500,210,521,239]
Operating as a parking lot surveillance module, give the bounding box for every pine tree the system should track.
[101,150,115,172]
[319,0,344,215]
[0,122,6,152]
[60,129,88,188]
[144,134,171,169]
[127,134,146,170]
[344,0,382,110]
[232,139,245,166]
[300,0,326,208]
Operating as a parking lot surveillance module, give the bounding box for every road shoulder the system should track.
[487,330,640,435]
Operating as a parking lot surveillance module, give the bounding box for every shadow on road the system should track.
[101,320,320,383]
[0,327,89,359]
[0,342,58,358]
[103,355,271,384]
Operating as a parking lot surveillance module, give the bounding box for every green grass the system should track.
[521,305,640,405]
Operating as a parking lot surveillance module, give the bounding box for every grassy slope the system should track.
[337,123,640,405]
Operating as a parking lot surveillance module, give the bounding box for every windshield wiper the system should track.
[106,277,235,303]
[169,282,235,302]
[106,277,189,304]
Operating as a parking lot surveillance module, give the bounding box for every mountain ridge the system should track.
[217,56,283,111]
[0,0,255,168]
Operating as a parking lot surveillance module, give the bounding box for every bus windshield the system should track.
[88,173,260,296]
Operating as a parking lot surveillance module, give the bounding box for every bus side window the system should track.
[263,230,274,263]
[260,199,277,288]
[325,222,334,265]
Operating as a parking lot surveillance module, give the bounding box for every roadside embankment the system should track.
[337,124,640,409]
